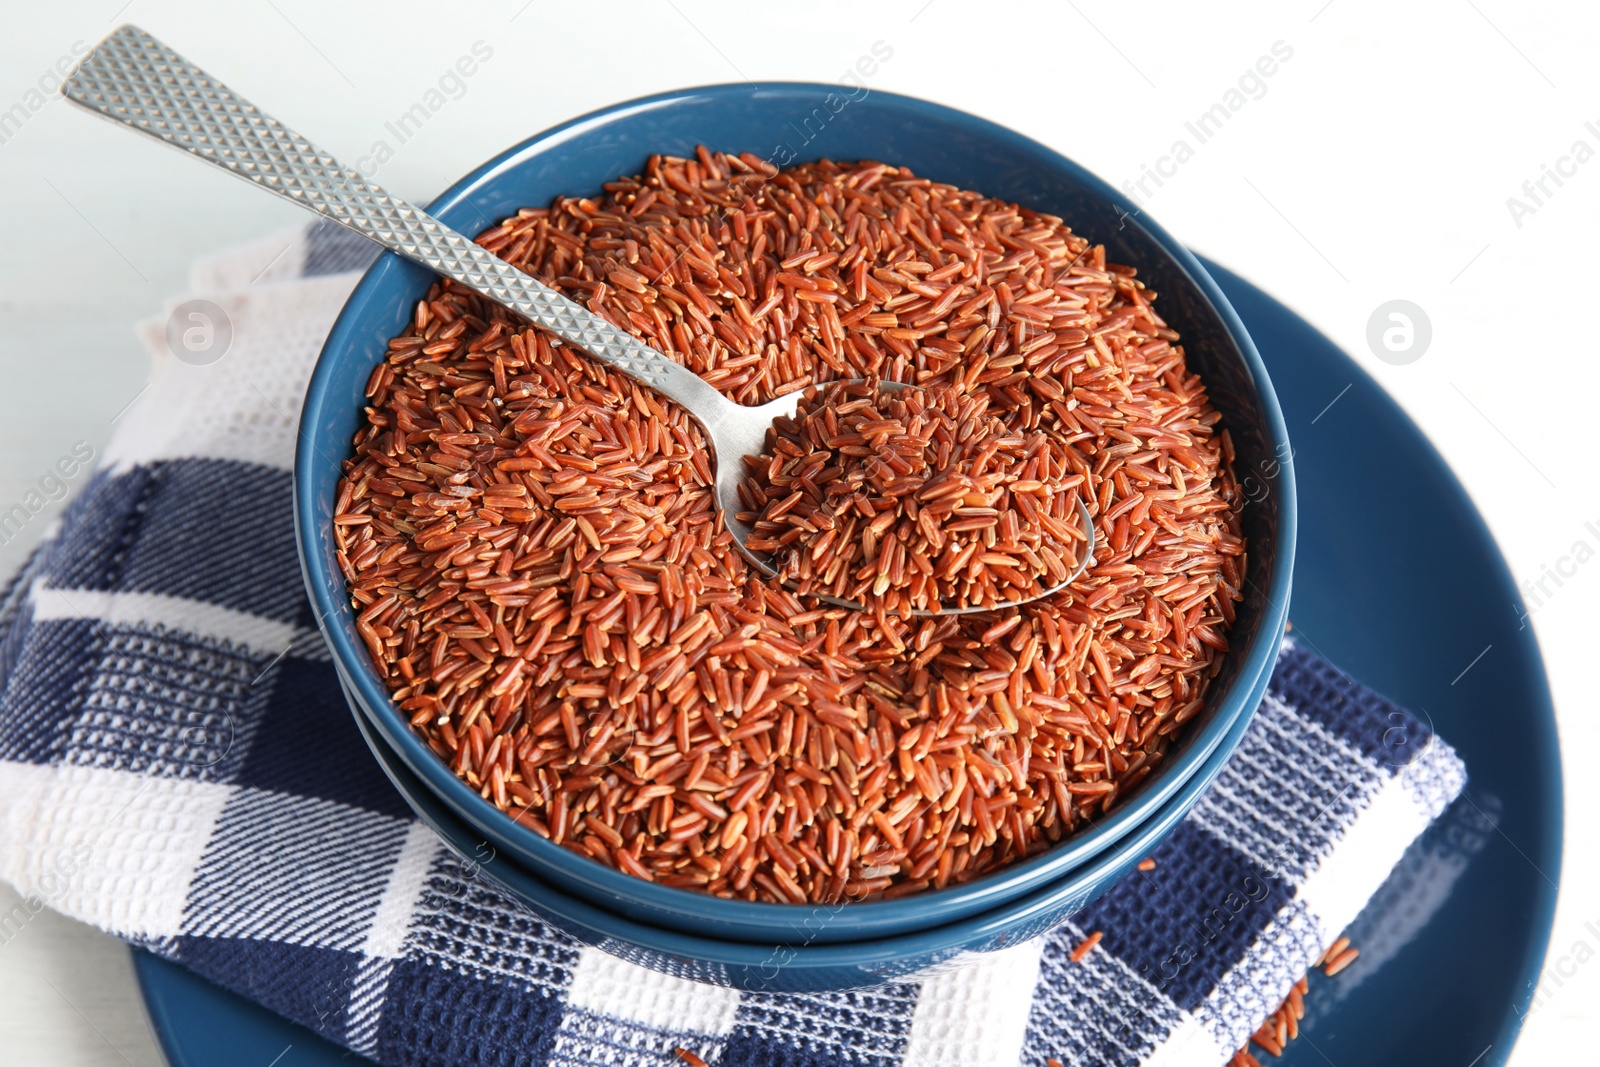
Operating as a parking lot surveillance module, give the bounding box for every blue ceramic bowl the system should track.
[295,84,1295,945]
[343,644,1273,991]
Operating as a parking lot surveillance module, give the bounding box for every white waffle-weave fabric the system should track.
[0,223,1466,1067]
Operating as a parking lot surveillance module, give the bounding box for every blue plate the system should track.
[138,262,1560,1064]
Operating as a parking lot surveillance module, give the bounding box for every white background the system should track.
[1,1,1594,1063]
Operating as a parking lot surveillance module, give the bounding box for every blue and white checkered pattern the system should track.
[0,222,1466,1067]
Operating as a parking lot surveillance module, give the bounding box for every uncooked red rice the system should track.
[333,149,1245,904]
[739,378,1089,614]
[1068,929,1104,963]
[1228,938,1358,1066]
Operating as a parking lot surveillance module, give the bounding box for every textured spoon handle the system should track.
[61,24,728,416]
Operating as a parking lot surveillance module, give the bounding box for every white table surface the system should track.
[2,1,1595,1062]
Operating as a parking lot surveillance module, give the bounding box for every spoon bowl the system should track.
[717,381,1096,615]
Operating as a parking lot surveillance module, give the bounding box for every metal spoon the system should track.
[61,24,1094,616]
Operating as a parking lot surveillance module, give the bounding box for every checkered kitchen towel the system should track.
[0,223,1466,1067]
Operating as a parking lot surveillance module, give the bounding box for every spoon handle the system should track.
[62,25,732,420]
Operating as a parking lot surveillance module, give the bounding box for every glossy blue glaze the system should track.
[293,85,1295,944]
[146,261,1559,1066]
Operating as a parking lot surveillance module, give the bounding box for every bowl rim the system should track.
[294,80,1297,934]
